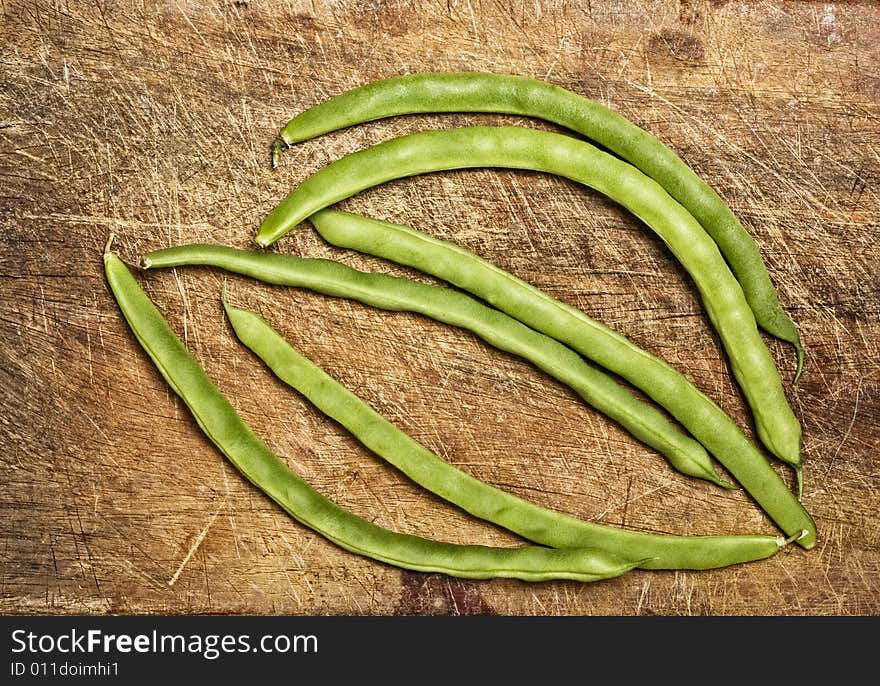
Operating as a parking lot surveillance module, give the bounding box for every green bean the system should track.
[254,125,803,485]
[103,238,641,583]
[307,209,819,548]
[141,243,729,488]
[271,71,804,380]
[223,298,788,570]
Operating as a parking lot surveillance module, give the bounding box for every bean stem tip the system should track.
[103,233,117,255]
[220,281,232,308]
[777,529,808,548]
[793,343,805,384]
[270,138,287,169]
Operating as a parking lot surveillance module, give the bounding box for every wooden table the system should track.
[2,0,877,616]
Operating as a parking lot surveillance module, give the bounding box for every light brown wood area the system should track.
[1,0,878,616]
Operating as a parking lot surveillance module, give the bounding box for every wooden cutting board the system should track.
[2,0,877,616]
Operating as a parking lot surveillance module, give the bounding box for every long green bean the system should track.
[271,71,803,380]
[223,298,788,570]
[141,243,729,487]
[255,125,803,484]
[103,238,641,582]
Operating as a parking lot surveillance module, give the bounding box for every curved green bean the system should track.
[272,71,803,380]
[310,209,818,548]
[104,239,640,583]
[254,125,803,484]
[141,243,729,488]
[223,298,788,570]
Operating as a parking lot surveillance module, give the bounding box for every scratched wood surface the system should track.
[1,0,878,616]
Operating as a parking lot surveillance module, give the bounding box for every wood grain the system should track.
[1,0,877,616]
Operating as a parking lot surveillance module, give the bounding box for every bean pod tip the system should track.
[270,138,288,169]
[103,233,117,260]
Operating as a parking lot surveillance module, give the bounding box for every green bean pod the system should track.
[141,243,729,488]
[272,71,803,380]
[309,209,818,548]
[104,240,641,583]
[256,125,803,482]
[224,299,787,570]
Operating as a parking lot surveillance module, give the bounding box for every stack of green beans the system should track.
[106,72,816,584]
